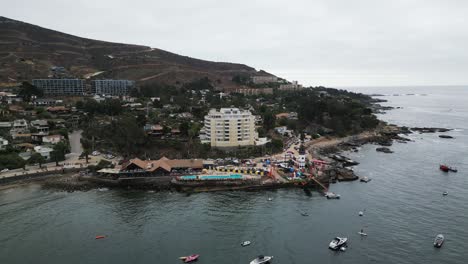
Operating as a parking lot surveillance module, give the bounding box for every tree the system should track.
[18,81,43,102]
[80,138,92,164]
[179,122,190,137]
[28,153,46,168]
[50,142,69,166]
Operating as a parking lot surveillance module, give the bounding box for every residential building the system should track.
[0,122,12,128]
[0,137,8,150]
[279,81,303,91]
[201,108,258,147]
[275,112,298,120]
[144,124,164,137]
[251,76,278,84]
[235,88,273,95]
[33,98,62,106]
[91,79,135,96]
[13,119,28,131]
[32,79,85,96]
[34,146,53,159]
[31,120,49,133]
[43,135,64,144]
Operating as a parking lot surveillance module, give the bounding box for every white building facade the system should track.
[201,108,258,147]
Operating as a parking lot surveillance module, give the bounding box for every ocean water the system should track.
[1,86,467,264]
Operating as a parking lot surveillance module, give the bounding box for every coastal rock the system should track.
[376,147,393,153]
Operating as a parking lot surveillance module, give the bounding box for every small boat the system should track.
[358,229,367,236]
[250,255,273,264]
[358,211,364,216]
[325,192,341,199]
[360,177,371,183]
[267,197,273,201]
[301,211,309,216]
[95,235,106,239]
[179,254,199,263]
[443,191,448,196]
[440,165,457,172]
[329,237,348,250]
[241,241,251,247]
[434,234,444,248]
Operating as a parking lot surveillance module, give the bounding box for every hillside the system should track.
[0,16,274,89]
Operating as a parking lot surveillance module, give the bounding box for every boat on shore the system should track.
[329,237,348,250]
[179,254,199,263]
[250,255,273,264]
[434,234,444,248]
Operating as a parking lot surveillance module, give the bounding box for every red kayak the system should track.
[95,235,106,239]
[180,254,199,263]
[440,165,449,172]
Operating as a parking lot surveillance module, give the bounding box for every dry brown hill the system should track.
[0,16,275,89]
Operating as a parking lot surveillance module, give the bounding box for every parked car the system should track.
[92,151,101,156]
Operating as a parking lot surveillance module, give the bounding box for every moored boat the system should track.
[440,165,457,172]
[434,234,444,248]
[325,192,341,199]
[180,254,199,263]
[249,255,273,264]
[241,241,251,247]
[360,177,371,183]
[329,237,348,250]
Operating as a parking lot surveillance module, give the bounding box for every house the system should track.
[33,98,61,106]
[275,112,298,120]
[144,124,164,136]
[0,137,8,150]
[119,157,204,176]
[274,126,289,135]
[34,146,53,160]
[47,106,70,113]
[13,119,29,129]
[43,135,63,144]
[31,120,49,133]
[0,122,12,128]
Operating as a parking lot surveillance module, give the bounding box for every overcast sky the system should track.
[2,0,468,87]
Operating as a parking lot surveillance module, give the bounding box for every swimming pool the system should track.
[179,174,243,180]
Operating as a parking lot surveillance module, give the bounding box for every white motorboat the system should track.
[250,255,273,264]
[241,241,251,247]
[358,211,364,216]
[360,177,371,183]
[325,192,341,199]
[434,234,444,248]
[329,237,348,250]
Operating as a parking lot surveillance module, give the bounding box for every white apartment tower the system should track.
[201,108,258,147]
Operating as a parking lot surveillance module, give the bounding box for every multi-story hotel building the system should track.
[91,79,135,96]
[32,79,85,96]
[201,108,258,147]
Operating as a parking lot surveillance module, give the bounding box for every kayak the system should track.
[95,235,106,239]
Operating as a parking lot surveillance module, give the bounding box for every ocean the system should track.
[1,86,467,264]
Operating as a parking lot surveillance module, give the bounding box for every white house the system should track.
[34,146,54,160]
[43,135,63,144]
[0,137,8,150]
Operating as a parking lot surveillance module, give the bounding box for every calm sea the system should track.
[1,86,467,264]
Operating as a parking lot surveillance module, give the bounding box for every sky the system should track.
[2,0,468,87]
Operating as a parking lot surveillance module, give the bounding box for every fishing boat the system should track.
[434,234,444,248]
[329,237,348,250]
[358,211,364,216]
[241,241,251,247]
[179,254,199,263]
[443,191,448,196]
[249,255,273,264]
